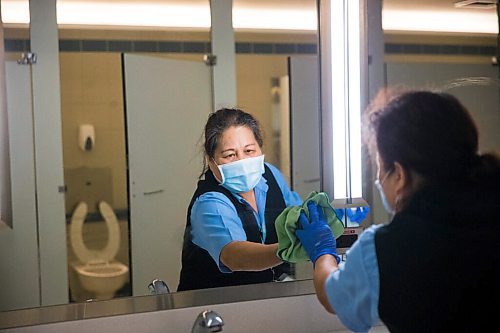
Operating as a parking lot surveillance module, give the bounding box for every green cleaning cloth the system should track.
[275,191,344,263]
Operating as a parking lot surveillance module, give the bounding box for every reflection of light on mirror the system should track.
[329,0,362,200]
[2,1,496,34]
[0,0,317,31]
[58,2,211,28]
[442,77,500,90]
[383,9,497,34]
[346,0,362,200]
[1,1,211,28]
[1,0,30,24]
[233,8,316,31]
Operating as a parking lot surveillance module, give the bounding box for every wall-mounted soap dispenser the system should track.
[79,124,95,151]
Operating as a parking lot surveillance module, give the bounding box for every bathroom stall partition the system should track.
[0,0,68,310]
[0,60,41,311]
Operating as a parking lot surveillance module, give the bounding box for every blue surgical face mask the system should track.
[374,171,394,215]
[215,155,265,193]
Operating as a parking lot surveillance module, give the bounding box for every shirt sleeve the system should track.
[265,163,302,206]
[325,225,382,332]
[191,191,247,273]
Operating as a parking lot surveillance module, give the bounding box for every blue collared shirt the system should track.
[191,163,302,272]
[325,224,383,332]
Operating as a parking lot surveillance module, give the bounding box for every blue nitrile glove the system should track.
[296,201,340,264]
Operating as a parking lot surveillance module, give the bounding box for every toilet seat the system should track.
[70,201,120,264]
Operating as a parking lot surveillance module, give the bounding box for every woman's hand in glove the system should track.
[296,202,340,264]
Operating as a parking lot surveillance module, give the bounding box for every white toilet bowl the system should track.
[70,201,129,300]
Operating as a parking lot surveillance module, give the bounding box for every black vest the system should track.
[177,165,290,291]
[375,184,500,332]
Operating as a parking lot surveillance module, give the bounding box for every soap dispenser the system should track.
[79,124,95,151]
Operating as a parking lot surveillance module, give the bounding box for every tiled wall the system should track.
[384,43,495,56]
[5,39,318,54]
[4,38,495,56]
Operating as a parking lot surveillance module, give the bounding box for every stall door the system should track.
[124,54,212,295]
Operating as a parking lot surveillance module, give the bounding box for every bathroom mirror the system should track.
[56,0,322,302]
[1,0,499,327]
[1,0,324,313]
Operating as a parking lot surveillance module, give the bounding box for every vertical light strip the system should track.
[330,0,347,199]
[347,0,362,198]
[329,0,363,200]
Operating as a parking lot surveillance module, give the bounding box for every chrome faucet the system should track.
[148,278,170,294]
[191,310,224,333]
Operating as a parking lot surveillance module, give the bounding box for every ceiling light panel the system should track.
[383,9,497,34]
[1,0,497,34]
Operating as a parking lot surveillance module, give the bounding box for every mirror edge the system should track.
[0,279,315,330]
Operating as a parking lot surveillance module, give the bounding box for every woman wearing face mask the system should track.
[177,108,301,291]
[296,89,500,332]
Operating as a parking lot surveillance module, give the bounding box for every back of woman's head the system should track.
[365,88,500,187]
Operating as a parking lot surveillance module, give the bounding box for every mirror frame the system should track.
[0,279,315,329]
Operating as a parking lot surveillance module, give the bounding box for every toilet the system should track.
[70,201,129,300]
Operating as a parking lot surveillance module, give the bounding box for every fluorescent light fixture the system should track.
[326,0,363,200]
[233,8,317,31]
[1,0,30,24]
[330,0,348,199]
[0,0,496,34]
[383,9,497,34]
[57,2,211,28]
[346,0,362,199]
[0,0,317,31]
[1,1,211,28]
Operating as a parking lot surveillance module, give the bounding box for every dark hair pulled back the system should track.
[200,108,263,177]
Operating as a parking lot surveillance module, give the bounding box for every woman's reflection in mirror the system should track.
[297,88,500,332]
[177,108,302,291]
